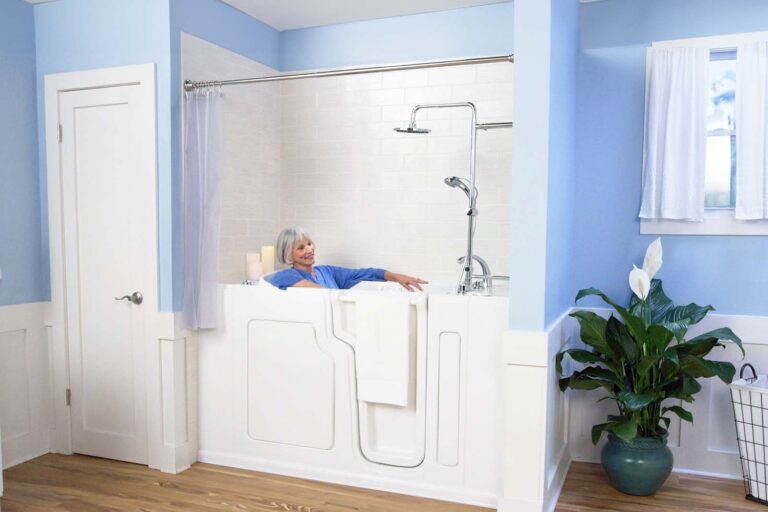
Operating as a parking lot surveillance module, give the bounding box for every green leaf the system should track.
[630,279,674,323]
[662,348,679,366]
[662,376,702,402]
[682,376,702,396]
[646,324,675,354]
[591,417,638,445]
[637,354,661,375]
[570,366,625,389]
[661,303,715,341]
[660,416,671,429]
[688,327,744,357]
[673,337,721,359]
[663,405,693,423]
[575,288,646,341]
[617,391,657,411]
[606,316,639,363]
[609,418,639,443]
[563,375,610,391]
[680,356,736,383]
[569,311,612,357]
[556,349,606,375]
[591,422,612,445]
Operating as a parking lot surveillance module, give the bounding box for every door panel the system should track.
[59,84,153,464]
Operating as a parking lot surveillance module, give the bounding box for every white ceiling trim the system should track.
[219,0,510,31]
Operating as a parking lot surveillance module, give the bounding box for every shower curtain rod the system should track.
[184,54,514,91]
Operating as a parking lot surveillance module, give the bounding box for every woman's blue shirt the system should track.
[266,266,386,290]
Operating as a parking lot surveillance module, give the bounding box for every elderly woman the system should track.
[267,227,427,291]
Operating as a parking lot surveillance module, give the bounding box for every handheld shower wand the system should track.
[443,176,477,201]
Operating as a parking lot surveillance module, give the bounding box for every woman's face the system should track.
[291,238,315,267]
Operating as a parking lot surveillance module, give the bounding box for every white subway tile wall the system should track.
[183,36,513,285]
[280,64,513,284]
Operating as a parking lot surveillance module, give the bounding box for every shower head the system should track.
[444,176,473,199]
[394,122,431,134]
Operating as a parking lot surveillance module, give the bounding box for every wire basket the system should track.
[730,363,768,506]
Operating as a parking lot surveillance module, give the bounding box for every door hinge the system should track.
[57,124,63,143]
[65,388,71,406]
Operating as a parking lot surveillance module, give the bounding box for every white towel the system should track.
[354,293,412,407]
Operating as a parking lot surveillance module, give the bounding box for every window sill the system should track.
[640,210,768,236]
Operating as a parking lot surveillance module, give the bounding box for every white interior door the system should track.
[57,72,157,464]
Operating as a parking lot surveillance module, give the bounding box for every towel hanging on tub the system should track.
[353,293,412,407]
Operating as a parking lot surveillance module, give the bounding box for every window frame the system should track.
[640,31,768,236]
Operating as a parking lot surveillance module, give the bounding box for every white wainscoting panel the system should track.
[498,311,575,512]
[0,302,51,475]
[568,309,768,479]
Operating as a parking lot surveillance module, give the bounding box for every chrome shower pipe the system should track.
[406,102,478,294]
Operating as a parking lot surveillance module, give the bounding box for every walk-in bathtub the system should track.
[197,282,508,507]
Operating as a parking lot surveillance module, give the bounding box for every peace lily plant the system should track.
[557,238,744,445]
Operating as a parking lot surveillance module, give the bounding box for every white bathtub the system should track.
[197,283,508,507]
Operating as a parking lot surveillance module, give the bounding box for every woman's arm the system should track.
[384,271,428,291]
[292,279,325,289]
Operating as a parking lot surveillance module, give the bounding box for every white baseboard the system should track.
[198,450,496,508]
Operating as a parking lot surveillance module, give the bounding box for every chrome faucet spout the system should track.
[457,255,492,294]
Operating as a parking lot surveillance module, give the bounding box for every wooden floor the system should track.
[555,462,764,512]
[1,455,764,512]
[0,454,489,512]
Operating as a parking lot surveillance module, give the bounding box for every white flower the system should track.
[643,237,663,279]
[629,265,651,301]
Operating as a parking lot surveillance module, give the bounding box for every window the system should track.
[705,50,735,210]
[641,32,768,236]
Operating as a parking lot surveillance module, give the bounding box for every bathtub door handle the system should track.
[339,295,425,306]
[114,291,143,305]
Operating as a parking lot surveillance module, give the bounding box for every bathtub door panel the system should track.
[332,291,428,467]
[247,320,334,449]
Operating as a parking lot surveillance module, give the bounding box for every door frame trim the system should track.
[44,63,160,463]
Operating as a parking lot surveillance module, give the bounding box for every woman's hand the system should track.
[384,272,428,291]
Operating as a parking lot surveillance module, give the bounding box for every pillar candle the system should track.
[246,253,263,281]
[261,246,275,274]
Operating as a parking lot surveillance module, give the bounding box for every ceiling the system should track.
[24,0,607,31]
[218,0,511,31]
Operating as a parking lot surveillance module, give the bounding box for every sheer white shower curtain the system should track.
[183,86,224,330]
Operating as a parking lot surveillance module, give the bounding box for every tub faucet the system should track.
[457,254,492,294]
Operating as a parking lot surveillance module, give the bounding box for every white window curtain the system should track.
[736,41,768,220]
[183,86,224,330]
[639,47,709,221]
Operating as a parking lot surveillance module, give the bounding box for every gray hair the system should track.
[276,226,312,265]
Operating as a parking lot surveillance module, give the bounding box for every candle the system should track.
[246,253,263,281]
[261,246,275,274]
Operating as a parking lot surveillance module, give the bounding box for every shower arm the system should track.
[408,103,478,294]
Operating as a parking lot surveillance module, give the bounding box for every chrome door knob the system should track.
[114,291,143,305]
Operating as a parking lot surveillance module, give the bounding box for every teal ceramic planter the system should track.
[601,432,673,495]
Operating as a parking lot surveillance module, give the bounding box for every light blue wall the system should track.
[34,0,173,307]
[576,0,768,315]
[280,3,514,71]
[169,0,281,311]
[0,0,42,306]
[544,0,579,327]
[508,0,551,329]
